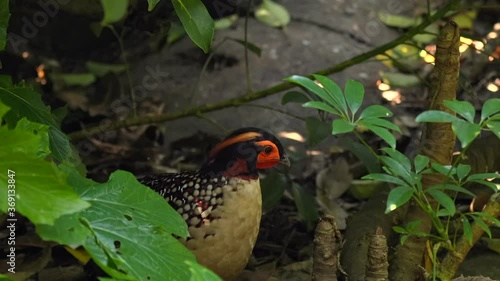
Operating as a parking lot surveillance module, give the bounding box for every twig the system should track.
[68,0,460,141]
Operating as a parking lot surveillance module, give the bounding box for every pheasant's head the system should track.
[200,127,289,179]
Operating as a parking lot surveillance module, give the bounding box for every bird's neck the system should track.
[200,158,259,181]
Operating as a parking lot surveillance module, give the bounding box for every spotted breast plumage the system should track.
[139,127,289,280]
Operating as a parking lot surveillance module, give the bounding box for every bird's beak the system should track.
[280,155,291,167]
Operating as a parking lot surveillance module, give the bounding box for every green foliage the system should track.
[305,117,331,146]
[0,77,75,162]
[291,183,319,229]
[286,75,400,148]
[0,93,221,280]
[172,0,214,53]
[255,0,290,28]
[147,0,161,11]
[281,91,311,105]
[416,98,500,148]
[100,0,129,26]
[260,171,286,211]
[0,0,9,51]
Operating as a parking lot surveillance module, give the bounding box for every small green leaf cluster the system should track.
[416,99,500,148]
[285,75,401,148]
[0,81,220,280]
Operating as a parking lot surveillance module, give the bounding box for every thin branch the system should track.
[68,0,460,141]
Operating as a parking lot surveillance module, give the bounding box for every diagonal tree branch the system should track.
[69,0,460,141]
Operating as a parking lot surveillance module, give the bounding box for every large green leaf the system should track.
[172,0,214,53]
[332,119,355,134]
[0,0,9,51]
[0,86,73,162]
[0,153,90,225]
[287,75,342,113]
[306,117,331,146]
[444,100,475,123]
[452,119,481,148]
[427,184,475,198]
[100,0,129,26]
[385,185,414,213]
[415,110,460,123]
[281,91,310,105]
[427,189,456,216]
[360,118,401,133]
[36,212,90,247]
[344,79,364,116]
[312,75,348,115]
[481,98,500,122]
[291,183,319,227]
[260,171,286,211]
[255,0,290,28]
[362,173,408,187]
[364,124,396,149]
[303,101,340,116]
[359,105,393,119]
[147,0,160,11]
[413,154,430,174]
[486,121,500,139]
[381,148,411,172]
[77,170,197,280]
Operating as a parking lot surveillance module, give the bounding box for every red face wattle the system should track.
[255,140,283,169]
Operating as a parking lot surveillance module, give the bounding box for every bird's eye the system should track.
[264,146,273,154]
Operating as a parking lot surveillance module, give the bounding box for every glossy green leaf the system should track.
[173,0,214,53]
[339,138,381,173]
[51,73,96,86]
[332,119,355,134]
[385,185,414,213]
[303,101,340,116]
[186,260,222,281]
[427,184,475,197]
[393,226,408,234]
[414,154,430,174]
[287,76,339,110]
[36,212,90,246]
[471,215,492,238]
[427,189,456,216]
[471,212,500,227]
[147,0,160,11]
[486,121,500,139]
[364,124,396,148]
[380,72,422,88]
[255,0,290,28]
[378,11,422,28]
[228,37,262,57]
[0,153,90,225]
[415,110,460,123]
[306,117,331,146]
[0,0,9,51]
[291,182,319,227]
[214,15,239,29]
[167,22,187,44]
[380,156,414,185]
[381,148,411,172]
[100,0,129,26]
[85,61,128,77]
[400,234,410,245]
[312,74,348,115]
[481,98,500,121]
[456,164,471,181]
[0,86,73,162]
[361,118,401,133]
[359,105,393,119]
[430,162,454,176]
[261,171,286,211]
[281,91,310,105]
[444,100,475,123]
[344,80,364,116]
[452,119,481,148]
[0,274,16,281]
[462,216,473,244]
[467,173,500,181]
[362,173,408,187]
[469,180,499,192]
[79,171,195,280]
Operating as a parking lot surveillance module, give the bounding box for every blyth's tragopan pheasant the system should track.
[139,127,289,279]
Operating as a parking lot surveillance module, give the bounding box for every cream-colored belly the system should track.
[183,178,262,280]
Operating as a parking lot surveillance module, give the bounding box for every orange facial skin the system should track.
[255,140,281,169]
